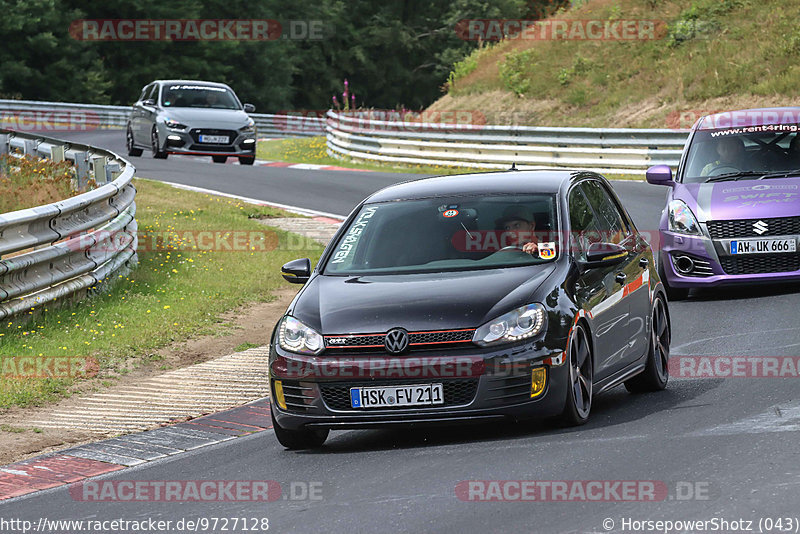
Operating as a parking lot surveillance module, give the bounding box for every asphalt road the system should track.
[3,130,800,533]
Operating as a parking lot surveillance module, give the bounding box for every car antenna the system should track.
[509,162,518,171]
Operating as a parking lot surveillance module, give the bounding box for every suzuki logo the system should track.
[753,220,768,235]
[384,328,409,354]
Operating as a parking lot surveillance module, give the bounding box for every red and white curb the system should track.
[0,400,273,501]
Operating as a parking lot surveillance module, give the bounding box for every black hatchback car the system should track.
[269,170,670,449]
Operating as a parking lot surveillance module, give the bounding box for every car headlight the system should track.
[667,200,702,235]
[164,119,187,130]
[278,316,324,355]
[239,120,256,134]
[473,303,546,347]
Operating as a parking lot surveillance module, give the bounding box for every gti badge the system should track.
[753,220,768,235]
[384,328,409,354]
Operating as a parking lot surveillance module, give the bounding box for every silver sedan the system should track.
[126,80,257,165]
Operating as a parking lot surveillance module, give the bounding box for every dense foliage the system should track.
[0,0,568,111]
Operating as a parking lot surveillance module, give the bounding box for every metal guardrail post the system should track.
[74,152,89,189]
[106,162,120,183]
[50,144,65,162]
[0,134,7,156]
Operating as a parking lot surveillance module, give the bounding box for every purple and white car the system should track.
[647,107,800,299]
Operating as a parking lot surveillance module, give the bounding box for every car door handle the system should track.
[639,258,649,267]
[615,272,627,284]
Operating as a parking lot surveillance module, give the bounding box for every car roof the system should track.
[153,80,232,89]
[695,107,800,130]
[364,170,595,203]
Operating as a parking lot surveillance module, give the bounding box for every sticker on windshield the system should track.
[330,207,378,264]
[538,242,556,260]
[443,209,459,218]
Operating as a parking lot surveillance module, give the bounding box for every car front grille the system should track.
[320,379,479,411]
[719,254,800,275]
[324,329,475,354]
[707,217,800,239]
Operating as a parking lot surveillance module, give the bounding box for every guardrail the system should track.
[325,110,690,174]
[0,99,325,138]
[0,129,137,320]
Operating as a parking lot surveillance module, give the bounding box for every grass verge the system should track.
[0,178,323,411]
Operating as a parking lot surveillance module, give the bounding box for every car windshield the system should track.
[323,194,559,275]
[161,84,240,109]
[682,124,800,183]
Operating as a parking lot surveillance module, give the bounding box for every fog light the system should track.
[242,138,255,144]
[166,135,183,147]
[531,367,547,398]
[273,380,287,409]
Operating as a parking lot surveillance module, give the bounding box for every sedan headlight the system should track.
[278,316,324,355]
[473,303,546,347]
[667,200,702,235]
[164,119,187,130]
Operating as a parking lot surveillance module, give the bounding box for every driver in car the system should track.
[495,206,538,255]
[701,136,745,176]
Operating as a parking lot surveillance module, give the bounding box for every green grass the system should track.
[257,137,482,176]
[0,179,323,411]
[234,342,261,352]
[437,0,799,128]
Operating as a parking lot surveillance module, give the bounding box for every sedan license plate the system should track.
[350,383,444,408]
[198,134,229,144]
[730,238,797,255]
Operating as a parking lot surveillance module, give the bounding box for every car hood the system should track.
[291,264,558,335]
[674,177,800,222]
[160,107,250,128]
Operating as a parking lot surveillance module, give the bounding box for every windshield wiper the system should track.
[757,169,800,180]
[705,171,770,182]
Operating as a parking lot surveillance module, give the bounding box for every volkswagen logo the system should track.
[753,220,768,235]
[384,328,409,354]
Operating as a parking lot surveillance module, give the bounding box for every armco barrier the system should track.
[0,129,138,320]
[0,99,324,138]
[325,110,690,174]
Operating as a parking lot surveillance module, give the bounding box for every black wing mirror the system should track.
[281,258,311,284]
[583,242,627,269]
[243,103,256,113]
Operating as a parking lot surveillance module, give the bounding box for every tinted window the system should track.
[139,85,150,101]
[568,186,600,261]
[161,84,240,109]
[580,180,628,243]
[324,195,559,275]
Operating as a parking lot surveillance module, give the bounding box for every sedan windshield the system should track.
[324,195,559,275]
[682,125,800,183]
[161,84,240,110]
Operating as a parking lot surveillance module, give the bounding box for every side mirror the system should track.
[243,103,256,113]
[281,258,311,284]
[583,242,627,269]
[646,165,674,186]
[142,99,156,107]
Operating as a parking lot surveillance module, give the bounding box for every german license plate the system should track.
[350,383,444,408]
[730,238,797,255]
[198,135,229,144]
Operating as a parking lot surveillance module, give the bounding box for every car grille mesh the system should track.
[320,379,478,411]
[707,217,800,239]
[719,254,800,275]
[324,329,474,352]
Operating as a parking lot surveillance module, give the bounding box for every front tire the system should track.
[126,128,143,157]
[151,128,168,159]
[271,410,328,450]
[625,296,670,393]
[559,323,593,426]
